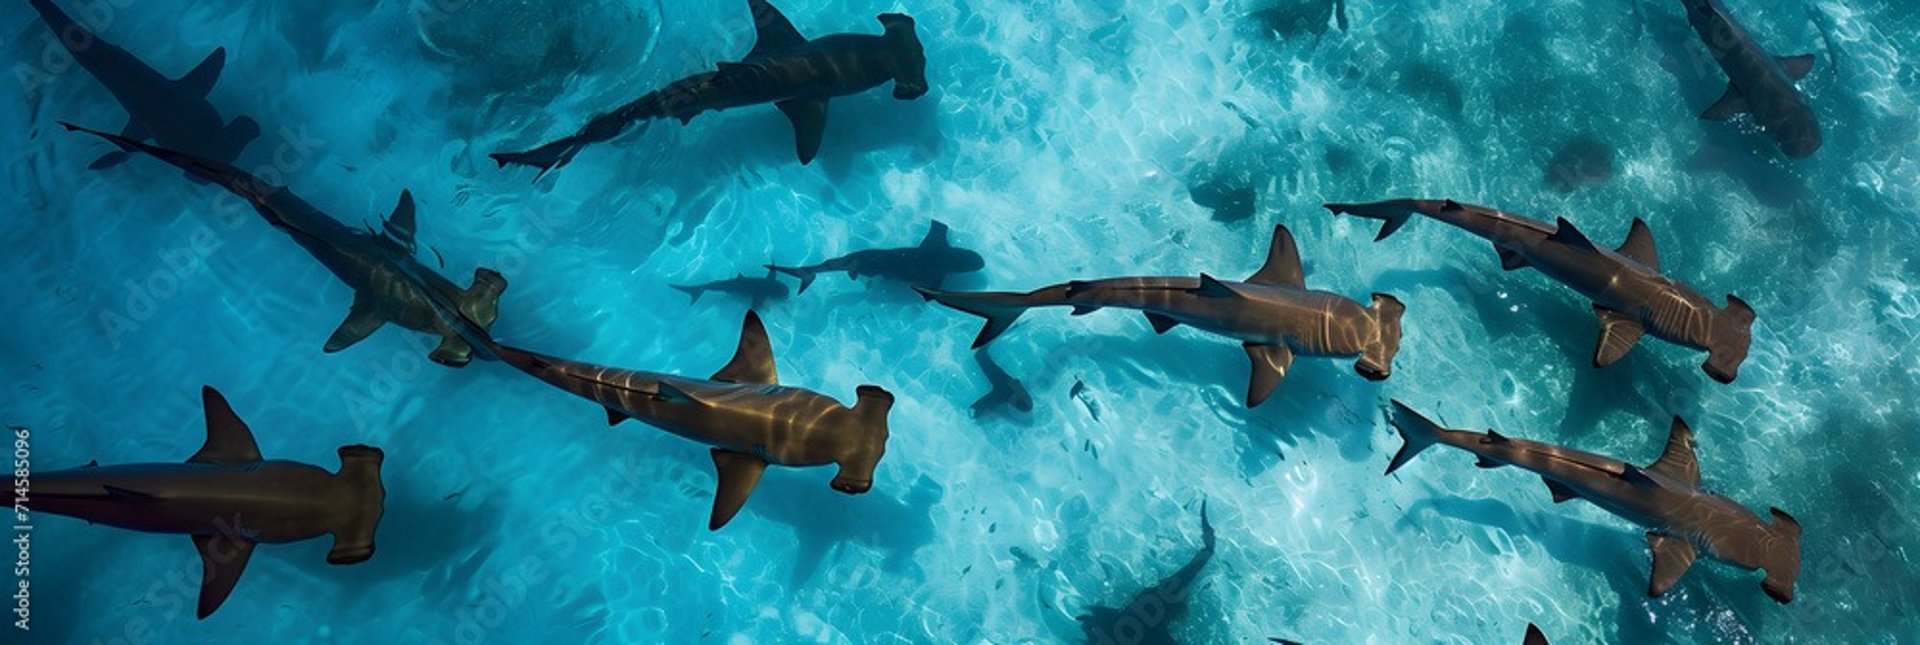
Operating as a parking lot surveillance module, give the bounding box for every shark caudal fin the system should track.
[1324,201,1417,241]
[1385,400,1446,475]
[765,264,820,294]
[1761,507,1802,603]
[914,287,1033,348]
[1356,293,1405,381]
[327,445,386,565]
[1703,295,1755,384]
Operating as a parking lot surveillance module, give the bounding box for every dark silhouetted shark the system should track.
[1327,199,1754,383]
[483,310,895,530]
[61,123,508,367]
[36,386,385,618]
[671,270,790,308]
[1078,502,1216,644]
[768,220,984,294]
[1386,401,1802,604]
[1679,0,1822,158]
[970,348,1032,418]
[489,0,928,178]
[917,224,1403,407]
[30,0,257,169]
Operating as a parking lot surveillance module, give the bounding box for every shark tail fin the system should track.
[1761,507,1802,603]
[1198,499,1215,552]
[1355,293,1404,381]
[671,284,705,304]
[1704,295,1755,384]
[914,287,1032,348]
[1325,201,1415,241]
[765,264,819,294]
[327,445,386,565]
[1385,400,1445,475]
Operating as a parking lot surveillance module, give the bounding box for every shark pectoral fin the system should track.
[1474,456,1503,469]
[1543,478,1581,503]
[775,98,829,165]
[325,298,386,353]
[1646,532,1697,598]
[191,387,263,465]
[1192,273,1245,299]
[1545,217,1598,251]
[1145,312,1181,334]
[1700,85,1749,121]
[708,450,769,530]
[1615,218,1660,270]
[191,533,255,619]
[428,335,473,368]
[1070,304,1100,316]
[1245,225,1306,288]
[88,150,132,170]
[711,311,779,384]
[1778,54,1816,81]
[1243,343,1294,408]
[176,47,227,96]
[746,0,808,57]
[1495,245,1528,271]
[1646,417,1701,487]
[605,407,631,426]
[1593,306,1646,368]
[383,190,418,252]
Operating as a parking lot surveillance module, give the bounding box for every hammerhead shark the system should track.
[671,270,790,308]
[916,225,1404,407]
[1386,401,1802,604]
[1679,0,1822,158]
[1326,199,1754,383]
[767,220,984,294]
[489,0,928,178]
[1078,502,1216,644]
[36,387,385,618]
[30,0,258,168]
[61,123,508,367]
[482,310,895,530]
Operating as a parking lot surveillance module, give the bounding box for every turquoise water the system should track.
[4,0,1919,642]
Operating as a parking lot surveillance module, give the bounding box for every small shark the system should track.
[30,0,258,168]
[1386,401,1802,604]
[36,386,385,618]
[1679,0,1822,158]
[1078,502,1216,644]
[768,220,984,294]
[1326,199,1754,383]
[489,0,928,178]
[62,123,509,367]
[917,224,1403,407]
[670,270,790,308]
[969,348,1033,418]
[487,310,895,530]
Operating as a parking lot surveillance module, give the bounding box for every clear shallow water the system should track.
[2,0,1918,643]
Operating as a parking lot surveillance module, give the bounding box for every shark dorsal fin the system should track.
[176,47,226,96]
[1646,417,1701,487]
[1523,623,1549,645]
[1616,218,1660,270]
[919,221,952,248]
[191,386,262,465]
[711,311,779,384]
[1546,217,1598,251]
[746,0,807,58]
[1192,273,1245,299]
[384,190,418,252]
[1245,225,1305,288]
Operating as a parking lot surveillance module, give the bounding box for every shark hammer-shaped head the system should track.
[878,13,928,100]
[1702,295,1756,384]
[827,385,896,494]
